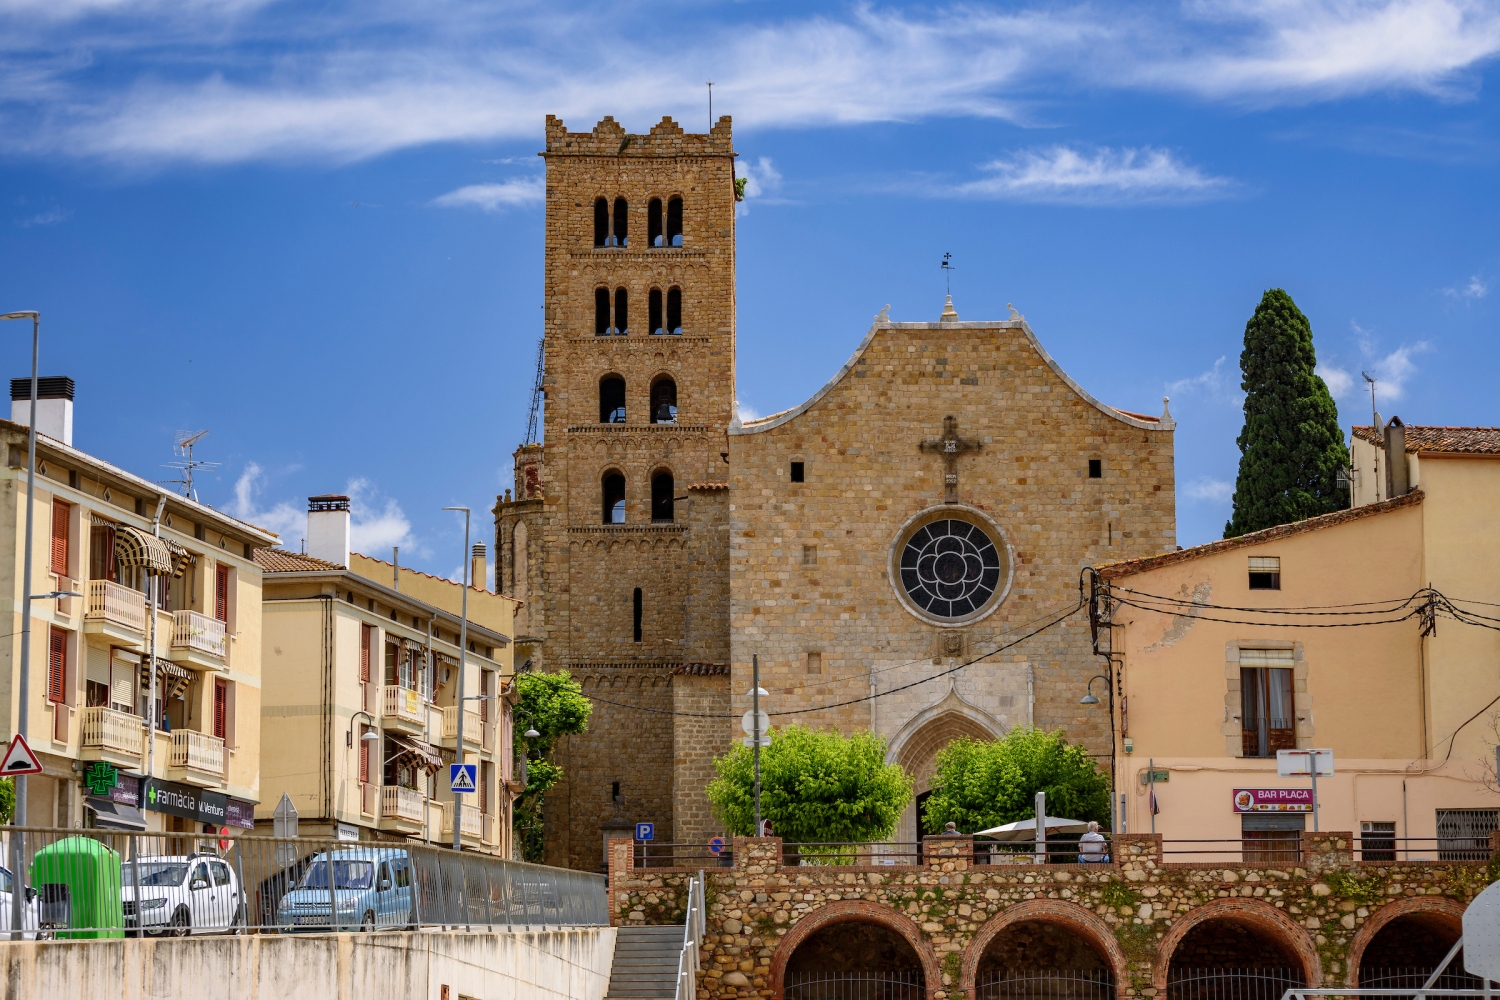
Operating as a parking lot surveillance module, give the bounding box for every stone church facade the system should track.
[495,115,1177,871]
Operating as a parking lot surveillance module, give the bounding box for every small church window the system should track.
[614,287,629,336]
[667,286,682,335]
[666,196,683,247]
[595,287,612,336]
[790,462,805,483]
[599,376,626,424]
[806,651,822,674]
[648,199,663,247]
[650,376,677,424]
[602,472,626,524]
[649,288,664,335]
[633,587,643,642]
[593,198,609,247]
[651,471,675,522]
[1088,459,1102,479]
[613,197,629,247]
[802,544,816,566]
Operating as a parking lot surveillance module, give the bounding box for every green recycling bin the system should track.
[31,836,124,939]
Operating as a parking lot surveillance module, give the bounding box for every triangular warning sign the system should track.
[2,734,42,775]
[449,764,475,792]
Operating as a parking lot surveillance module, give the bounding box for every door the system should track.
[391,857,412,927]
[209,861,236,929]
[373,861,394,926]
[187,861,215,930]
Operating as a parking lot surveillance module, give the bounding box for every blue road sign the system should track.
[449,763,477,794]
[635,822,655,841]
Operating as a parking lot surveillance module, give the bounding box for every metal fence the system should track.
[1167,968,1304,1000]
[782,843,924,866]
[1361,969,1489,992]
[0,826,606,938]
[783,970,925,1000]
[975,969,1115,1000]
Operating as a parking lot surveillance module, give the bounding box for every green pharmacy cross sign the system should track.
[84,761,119,796]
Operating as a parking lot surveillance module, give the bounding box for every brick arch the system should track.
[1346,896,1466,986]
[959,899,1129,997]
[767,899,942,1000]
[1152,897,1323,991]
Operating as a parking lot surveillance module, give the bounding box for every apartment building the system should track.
[0,378,276,834]
[1096,419,1500,858]
[257,497,519,856]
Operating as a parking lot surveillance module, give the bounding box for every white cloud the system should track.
[951,146,1232,204]
[734,156,782,216]
[228,462,301,544]
[1316,362,1355,398]
[1167,356,1243,406]
[430,176,544,212]
[736,402,761,423]
[13,206,71,227]
[1444,273,1489,299]
[1184,478,1234,502]
[346,477,415,555]
[1323,321,1432,404]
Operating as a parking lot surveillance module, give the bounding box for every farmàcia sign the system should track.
[144,778,255,829]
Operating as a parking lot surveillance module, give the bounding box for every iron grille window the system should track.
[1360,821,1396,861]
[1437,808,1499,861]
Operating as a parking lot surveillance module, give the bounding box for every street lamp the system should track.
[442,506,471,851]
[347,710,380,748]
[2,310,40,942]
[1080,675,1109,706]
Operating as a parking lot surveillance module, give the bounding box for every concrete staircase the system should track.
[604,925,684,999]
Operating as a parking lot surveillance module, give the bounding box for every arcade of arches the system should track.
[608,832,1497,999]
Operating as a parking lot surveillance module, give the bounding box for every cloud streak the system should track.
[431,176,545,212]
[950,145,1232,203]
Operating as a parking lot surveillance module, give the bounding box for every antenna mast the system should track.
[1361,371,1379,428]
[161,429,219,502]
[524,338,545,445]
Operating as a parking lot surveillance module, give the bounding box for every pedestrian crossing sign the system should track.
[449,763,477,793]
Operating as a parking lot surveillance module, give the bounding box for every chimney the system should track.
[1384,417,1409,497]
[306,495,351,566]
[471,543,488,592]
[11,377,74,446]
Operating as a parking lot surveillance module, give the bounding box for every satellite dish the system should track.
[1464,878,1500,981]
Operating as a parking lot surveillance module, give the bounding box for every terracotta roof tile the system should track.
[1352,425,1500,454]
[254,549,344,572]
[1097,490,1423,580]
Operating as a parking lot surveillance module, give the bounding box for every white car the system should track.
[122,855,242,935]
[0,865,40,937]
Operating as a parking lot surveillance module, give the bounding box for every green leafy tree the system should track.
[922,728,1109,834]
[706,725,912,845]
[1225,288,1350,538]
[513,671,591,862]
[0,777,12,825]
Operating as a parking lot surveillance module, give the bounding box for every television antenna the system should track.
[523,338,545,445]
[161,429,219,502]
[1361,371,1379,427]
[941,252,955,296]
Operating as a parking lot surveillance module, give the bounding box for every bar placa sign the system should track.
[1232,788,1313,813]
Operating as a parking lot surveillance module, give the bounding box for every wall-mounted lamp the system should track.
[347,710,378,748]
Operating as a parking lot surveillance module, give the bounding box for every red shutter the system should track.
[47,627,66,703]
[215,566,229,623]
[359,729,370,784]
[213,679,228,739]
[359,625,371,683]
[50,500,70,576]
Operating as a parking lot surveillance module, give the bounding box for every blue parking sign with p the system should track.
[450,763,477,793]
[635,822,654,841]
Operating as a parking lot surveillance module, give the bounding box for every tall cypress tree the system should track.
[1225,289,1349,538]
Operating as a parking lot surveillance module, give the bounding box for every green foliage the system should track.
[943,952,962,982]
[1324,870,1384,905]
[0,778,12,824]
[513,671,591,862]
[1225,288,1350,538]
[1097,881,1139,910]
[733,177,748,200]
[921,728,1110,834]
[705,725,913,843]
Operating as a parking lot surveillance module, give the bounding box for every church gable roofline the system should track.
[731,306,1176,436]
[543,114,735,157]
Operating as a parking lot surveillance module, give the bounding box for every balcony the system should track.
[441,801,483,841]
[168,729,225,786]
[441,706,483,748]
[83,580,146,647]
[167,611,226,670]
[379,785,426,832]
[382,685,427,734]
[80,706,144,766]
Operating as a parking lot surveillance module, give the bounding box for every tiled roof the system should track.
[1096,490,1423,580]
[1112,409,1160,423]
[254,549,344,572]
[1352,425,1500,454]
[357,554,494,595]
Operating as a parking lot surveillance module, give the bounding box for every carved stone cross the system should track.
[920,415,982,503]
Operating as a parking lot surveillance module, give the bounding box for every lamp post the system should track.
[442,506,471,851]
[2,310,40,942]
[1080,672,1119,836]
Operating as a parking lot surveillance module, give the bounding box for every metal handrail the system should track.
[674,871,705,1000]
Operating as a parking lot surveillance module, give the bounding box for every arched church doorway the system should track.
[890,702,999,846]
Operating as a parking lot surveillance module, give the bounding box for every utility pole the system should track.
[443,507,472,851]
[752,655,761,837]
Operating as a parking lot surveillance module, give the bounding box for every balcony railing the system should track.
[81,706,143,757]
[382,685,425,727]
[442,801,482,839]
[84,580,146,632]
[1242,718,1296,758]
[171,610,225,660]
[441,706,483,744]
[169,729,225,776]
[382,785,424,824]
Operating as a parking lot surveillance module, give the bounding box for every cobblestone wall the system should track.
[609,832,1498,999]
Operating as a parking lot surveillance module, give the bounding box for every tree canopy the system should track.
[1225,288,1350,538]
[706,725,912,843]
[513,670,591,862]
[921,728,1110,834]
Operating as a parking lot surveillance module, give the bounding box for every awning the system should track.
[139,658,192,700]
[390,736,444,773]
[163,538,195,580]
[974,816,1092,842]
[84,796,147,831]
[114,526,173,574]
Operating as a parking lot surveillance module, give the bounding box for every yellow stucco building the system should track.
[1097,422,1500,861]
[0,378,276,836]
[257,497,519,856]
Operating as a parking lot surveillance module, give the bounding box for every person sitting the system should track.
[1078,821,1109,863]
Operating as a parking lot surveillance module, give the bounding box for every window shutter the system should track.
[50,500,70,576]
[1239,648,1295,667]
[213,679,227,739]
[214,566,230,623]
[47,627,66,703]
[360,624,372,683]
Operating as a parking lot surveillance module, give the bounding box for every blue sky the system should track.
[1,0,1497,577]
